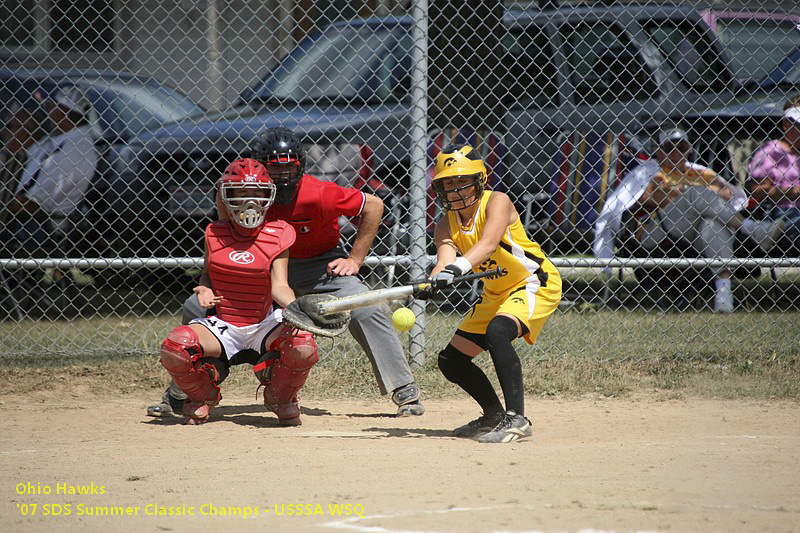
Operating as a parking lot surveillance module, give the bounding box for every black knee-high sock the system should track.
[486,316,526,415]
[438,344,503,415]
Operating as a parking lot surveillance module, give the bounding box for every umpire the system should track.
[147,127,424,417]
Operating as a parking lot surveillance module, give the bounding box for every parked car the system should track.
[544,5,800,254]
[679,48,800,190]
[760,45,800,92]
[700,7,800,87]
[0,67,206,258]
[0,67,204,145]
[114,2,740,259]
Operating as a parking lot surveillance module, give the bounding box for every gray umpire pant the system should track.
[182,250,415,395]
[640,186,736,275]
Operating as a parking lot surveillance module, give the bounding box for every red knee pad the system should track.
[274,327,319,370]
[160,326,221,406]
[265,327,319,404]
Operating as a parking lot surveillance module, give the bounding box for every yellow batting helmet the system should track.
[432,144,488,211]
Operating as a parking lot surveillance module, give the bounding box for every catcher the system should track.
[425,144,562,443]
[159,158,348,426]
[150,127,424,419]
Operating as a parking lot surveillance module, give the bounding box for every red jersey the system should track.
[267,174,365,258]
[205,220,295,326]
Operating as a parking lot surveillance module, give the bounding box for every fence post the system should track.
[407,0,429,368]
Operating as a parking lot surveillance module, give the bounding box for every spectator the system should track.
[748,95,800,252]
[9,85,98,259]
[595,127,783,312]
[1,103,48,227]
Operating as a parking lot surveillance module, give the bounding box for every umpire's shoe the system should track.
[477,410,532,443]
[146,384,187,418]
[392,383,425,417]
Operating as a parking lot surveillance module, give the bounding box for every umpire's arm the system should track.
[328,192,383,276]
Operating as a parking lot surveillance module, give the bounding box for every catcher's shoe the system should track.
[477,410,532,443]
[146,386,186,418]
[263,388,302,426]
[452,410,504,438]
[182,402,212,425]
[392,383,425,417]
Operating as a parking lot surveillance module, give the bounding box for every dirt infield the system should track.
[1,392,799,532]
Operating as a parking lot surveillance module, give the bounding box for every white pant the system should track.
[641,186,737,273]
[190,308,283,360]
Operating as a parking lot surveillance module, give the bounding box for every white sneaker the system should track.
[714,285,734,313]
[476,411,533,443]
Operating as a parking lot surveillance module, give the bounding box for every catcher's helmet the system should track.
[431,144,487,211]
[251,127,306,204]
[218,158,276,236]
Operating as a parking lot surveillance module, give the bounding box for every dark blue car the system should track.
[117,3,741,259]
[112,16,413,258]
[1,68,204,143]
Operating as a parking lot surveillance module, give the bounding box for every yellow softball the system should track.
[391,307,416,332]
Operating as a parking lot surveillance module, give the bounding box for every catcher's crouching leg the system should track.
[260,326,318,426]
[160,326,226,425]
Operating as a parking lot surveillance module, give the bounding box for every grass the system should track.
[1,266,797,399]
[1,308,797,400]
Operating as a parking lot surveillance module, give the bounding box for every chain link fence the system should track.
[0,0,798,361]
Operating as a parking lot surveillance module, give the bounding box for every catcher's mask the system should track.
[252,127,306,204]
[218,158,276,237]
[431,144,487,211]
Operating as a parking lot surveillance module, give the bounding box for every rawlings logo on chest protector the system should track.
[228,250,255,264]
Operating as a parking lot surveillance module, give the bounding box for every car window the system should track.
[502,25,559,109]
[93,80,202,134]
[263,25,399,104]
[643,19,730,93]
[371,33,412,103]
[560,20,658,105]
[715,18,800,82]
[779,54,800,85]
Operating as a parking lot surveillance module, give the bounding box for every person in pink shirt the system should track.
[748,95,800,251]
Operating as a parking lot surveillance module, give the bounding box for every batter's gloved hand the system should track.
[431,257,471,289]
[414,281,437,301]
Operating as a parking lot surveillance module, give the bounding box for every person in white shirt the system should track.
[1,104,48,225]
[594,128,782,312]
[8,85,99,258]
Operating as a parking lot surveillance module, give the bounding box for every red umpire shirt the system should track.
[266,174,366,258]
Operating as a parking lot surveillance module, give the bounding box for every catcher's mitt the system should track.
[282,294,350,337]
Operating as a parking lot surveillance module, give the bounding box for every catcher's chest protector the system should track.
[206,220,295,326]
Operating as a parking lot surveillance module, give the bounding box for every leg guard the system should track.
[486,316,524,415]
[159,326,222,424]
[262,326,318,425]
[438,344,503,416]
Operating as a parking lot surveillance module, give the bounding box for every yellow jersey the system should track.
[447,191,558,296]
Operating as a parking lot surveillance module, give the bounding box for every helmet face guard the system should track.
[219,158,276,236]
[431,144,488,211]
[221,183,276,230]
[431,174,484,211]
[263,156,302,204]
[252,127,306,204]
